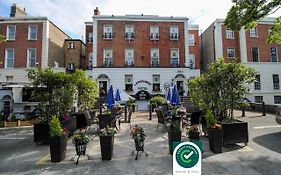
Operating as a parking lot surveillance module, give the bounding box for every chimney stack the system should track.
[10,3,27,17]
[94,7,100,16]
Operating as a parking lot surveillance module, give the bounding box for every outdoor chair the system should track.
[118,108,133,129]
[155,109,169,131]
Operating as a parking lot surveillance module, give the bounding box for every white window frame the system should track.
[274,96,281,104]
[250,28,258,37]
[27,48,36,68]
[270,47,278,62]
[28,25,38,40]
[251,47,259,62]
[150,48,159,66]
[189,54,195,69]
[170,48,179,66]
[152,75,160,92]
[273,74,279,90]
[170,26,179,40]
[103,25,113,39]
[226,29,234,39]
[227,48,235,59]
[6,25,16,40]
[5,48,14,69]
[150,26,159,40]
[255,96,263,103]
[6,76,13,82]
[125,48,134,66]
[68,42,75,49]
[125,75,133,92]
[103,48,113,66]
[125,25,134,39]
[88,32,93,43]
[188,34,195,46]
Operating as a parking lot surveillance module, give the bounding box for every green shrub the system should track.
[10,114,16,122]
[205,109,217,128]
[72,133,90,145]
[49,116,63,137]
[149,96,166,106]
[0,113,4,121]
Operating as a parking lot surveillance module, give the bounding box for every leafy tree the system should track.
[27,68,76,121]
[72,70,98,111]
[27,69,98,121]
[225,0,281,44]
[188,58,256,121]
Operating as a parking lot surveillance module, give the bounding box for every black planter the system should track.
[208,128,223,153]
[61,117,77,136]
[34,123,50,144]
[98,114,114,130]
[75,144,87,156]
[50,134,68,163]
[221,120,248,146]
[99,135,114,160]
[134,139,144,151]
[168,131,182,155]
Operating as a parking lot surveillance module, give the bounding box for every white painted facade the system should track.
[86,68,200,97]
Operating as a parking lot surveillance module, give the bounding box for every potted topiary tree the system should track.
[205,109,223,153]
[49,116,68,163]
[188,58,255,147]
[99,126,116,160]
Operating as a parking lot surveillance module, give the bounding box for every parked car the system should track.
[276,106,281,125]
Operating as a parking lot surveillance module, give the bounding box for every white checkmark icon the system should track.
[184,151,194,160]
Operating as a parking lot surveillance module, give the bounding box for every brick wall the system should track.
[96,20,186,67]
[48,22,70,68]
[246,24,281,62]
[0,22,43,68]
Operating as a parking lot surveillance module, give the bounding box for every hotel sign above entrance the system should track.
[134,80,152,86]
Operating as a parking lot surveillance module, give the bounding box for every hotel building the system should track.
[85,8,200,99]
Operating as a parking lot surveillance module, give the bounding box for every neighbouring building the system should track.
[201,18,281,105]
[0,4,70,117]
[85,7,200,100]
[64,39,86,72]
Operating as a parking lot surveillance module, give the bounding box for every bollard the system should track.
[149,105,152,120]
[262,102,266,116]
[124,105,127,121]
[99,105,102,115]
[242,107,245,117]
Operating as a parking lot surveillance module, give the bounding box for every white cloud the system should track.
[0,0,280,39]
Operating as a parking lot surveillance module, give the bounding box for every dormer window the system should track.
[150,26,159,40]
[125,25,134,40]
[170,26,178,40]
[103,25,113,40]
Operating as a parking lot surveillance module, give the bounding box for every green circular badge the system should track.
[175,144,199,168]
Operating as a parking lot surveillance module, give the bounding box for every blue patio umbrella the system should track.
[170,84,180,106]
[115,89,121,101]
[166,88,172,102]
[106,85,115,109]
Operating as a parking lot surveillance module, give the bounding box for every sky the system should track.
[0,0,280,40]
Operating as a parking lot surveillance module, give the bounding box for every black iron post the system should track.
[149,105,152,120]
[262,102,266,116]
[242,107,245,117]
[124,105,127,121]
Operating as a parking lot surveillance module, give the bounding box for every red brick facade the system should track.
[245,24,281,62]
[0,22,43,68]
